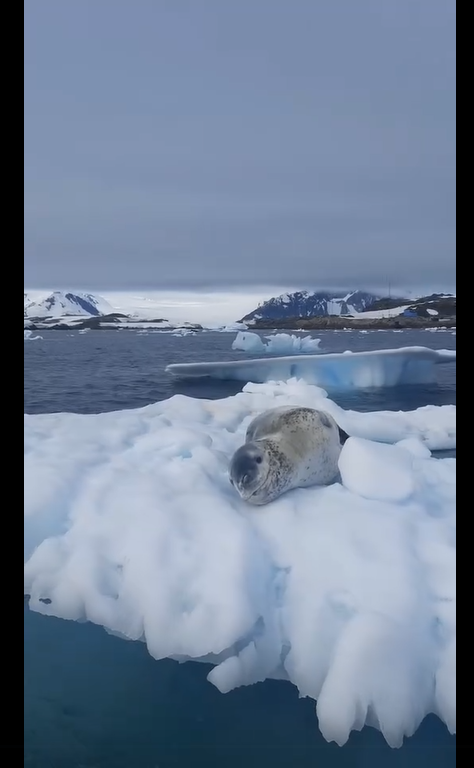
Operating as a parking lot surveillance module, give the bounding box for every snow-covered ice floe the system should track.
[232,331,322,355]
[24,379,455,747]
[166,346,456,389]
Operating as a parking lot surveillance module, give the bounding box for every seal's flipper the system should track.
[338,426,350,445]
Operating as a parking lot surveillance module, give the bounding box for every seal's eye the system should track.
[256,456,262,464]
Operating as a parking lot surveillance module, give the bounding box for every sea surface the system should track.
[24,329,456,767]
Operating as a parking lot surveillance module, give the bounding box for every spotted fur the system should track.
[230,406,348,505]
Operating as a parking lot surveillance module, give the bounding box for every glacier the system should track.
[232,331,322,355]
[24,378,456,747]
[166,346,456,389]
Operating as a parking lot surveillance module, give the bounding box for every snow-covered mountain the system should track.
[360,293,456,319]
[24,291,114,318]
[240,290,378,323]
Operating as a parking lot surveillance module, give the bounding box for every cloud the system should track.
[24,0,456,291]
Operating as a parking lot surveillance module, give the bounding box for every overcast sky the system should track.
[24,0,456,293]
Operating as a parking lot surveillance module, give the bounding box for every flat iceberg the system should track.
[232,331,322,355]
[166,346,456,389]
[24,379,456,747]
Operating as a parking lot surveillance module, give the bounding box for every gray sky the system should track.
[24,0,456,293]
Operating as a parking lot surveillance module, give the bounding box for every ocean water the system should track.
[24,329,456,767]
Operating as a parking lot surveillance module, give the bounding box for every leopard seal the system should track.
[229,405,349,505]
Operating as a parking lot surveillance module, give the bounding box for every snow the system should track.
[24,288,455,327]
[427,308,439,316]
[353,306,411,319]
[101,321,173,330]
[244,290,378,322]
[24,291,113,318]
[24,378,456,747]
[166,346,456,390]
[232,331,322,355]
[104,319,249,333]
[339,438,418,502]
[326,300,341,315]
[94,290,280,327]
[24,329,42,341]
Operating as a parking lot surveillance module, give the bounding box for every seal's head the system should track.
[229,441,272,505]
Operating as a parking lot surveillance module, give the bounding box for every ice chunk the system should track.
[213,322,249,332]
[24,329,43,341]
[232,331,322,355]
[338,437,416,502]
[24,379,456,747]
[396,437,432,458]
[166,346,456,389]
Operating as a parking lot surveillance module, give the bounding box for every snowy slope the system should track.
[24,291,114,318]
[354,294,456,319]
[241,291,378,323]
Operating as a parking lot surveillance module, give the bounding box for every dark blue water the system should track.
[24,329,456,767]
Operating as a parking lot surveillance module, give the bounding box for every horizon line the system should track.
[24,285,456,297]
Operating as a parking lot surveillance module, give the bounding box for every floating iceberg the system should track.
[171,329,195,337]
[211,322,249,333]
[166,346,456,389]
[24,329,43,341]
[24,378,456,747]
[232,331,322,355]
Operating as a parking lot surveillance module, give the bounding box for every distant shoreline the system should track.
[24,315,456,332]
[245,316,456,331]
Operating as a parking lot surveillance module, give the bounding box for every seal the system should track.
[229,405,349,505]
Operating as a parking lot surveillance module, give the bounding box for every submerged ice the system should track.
[24,378,456,747]
[166,346,456,389]
[232,331,322,355]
